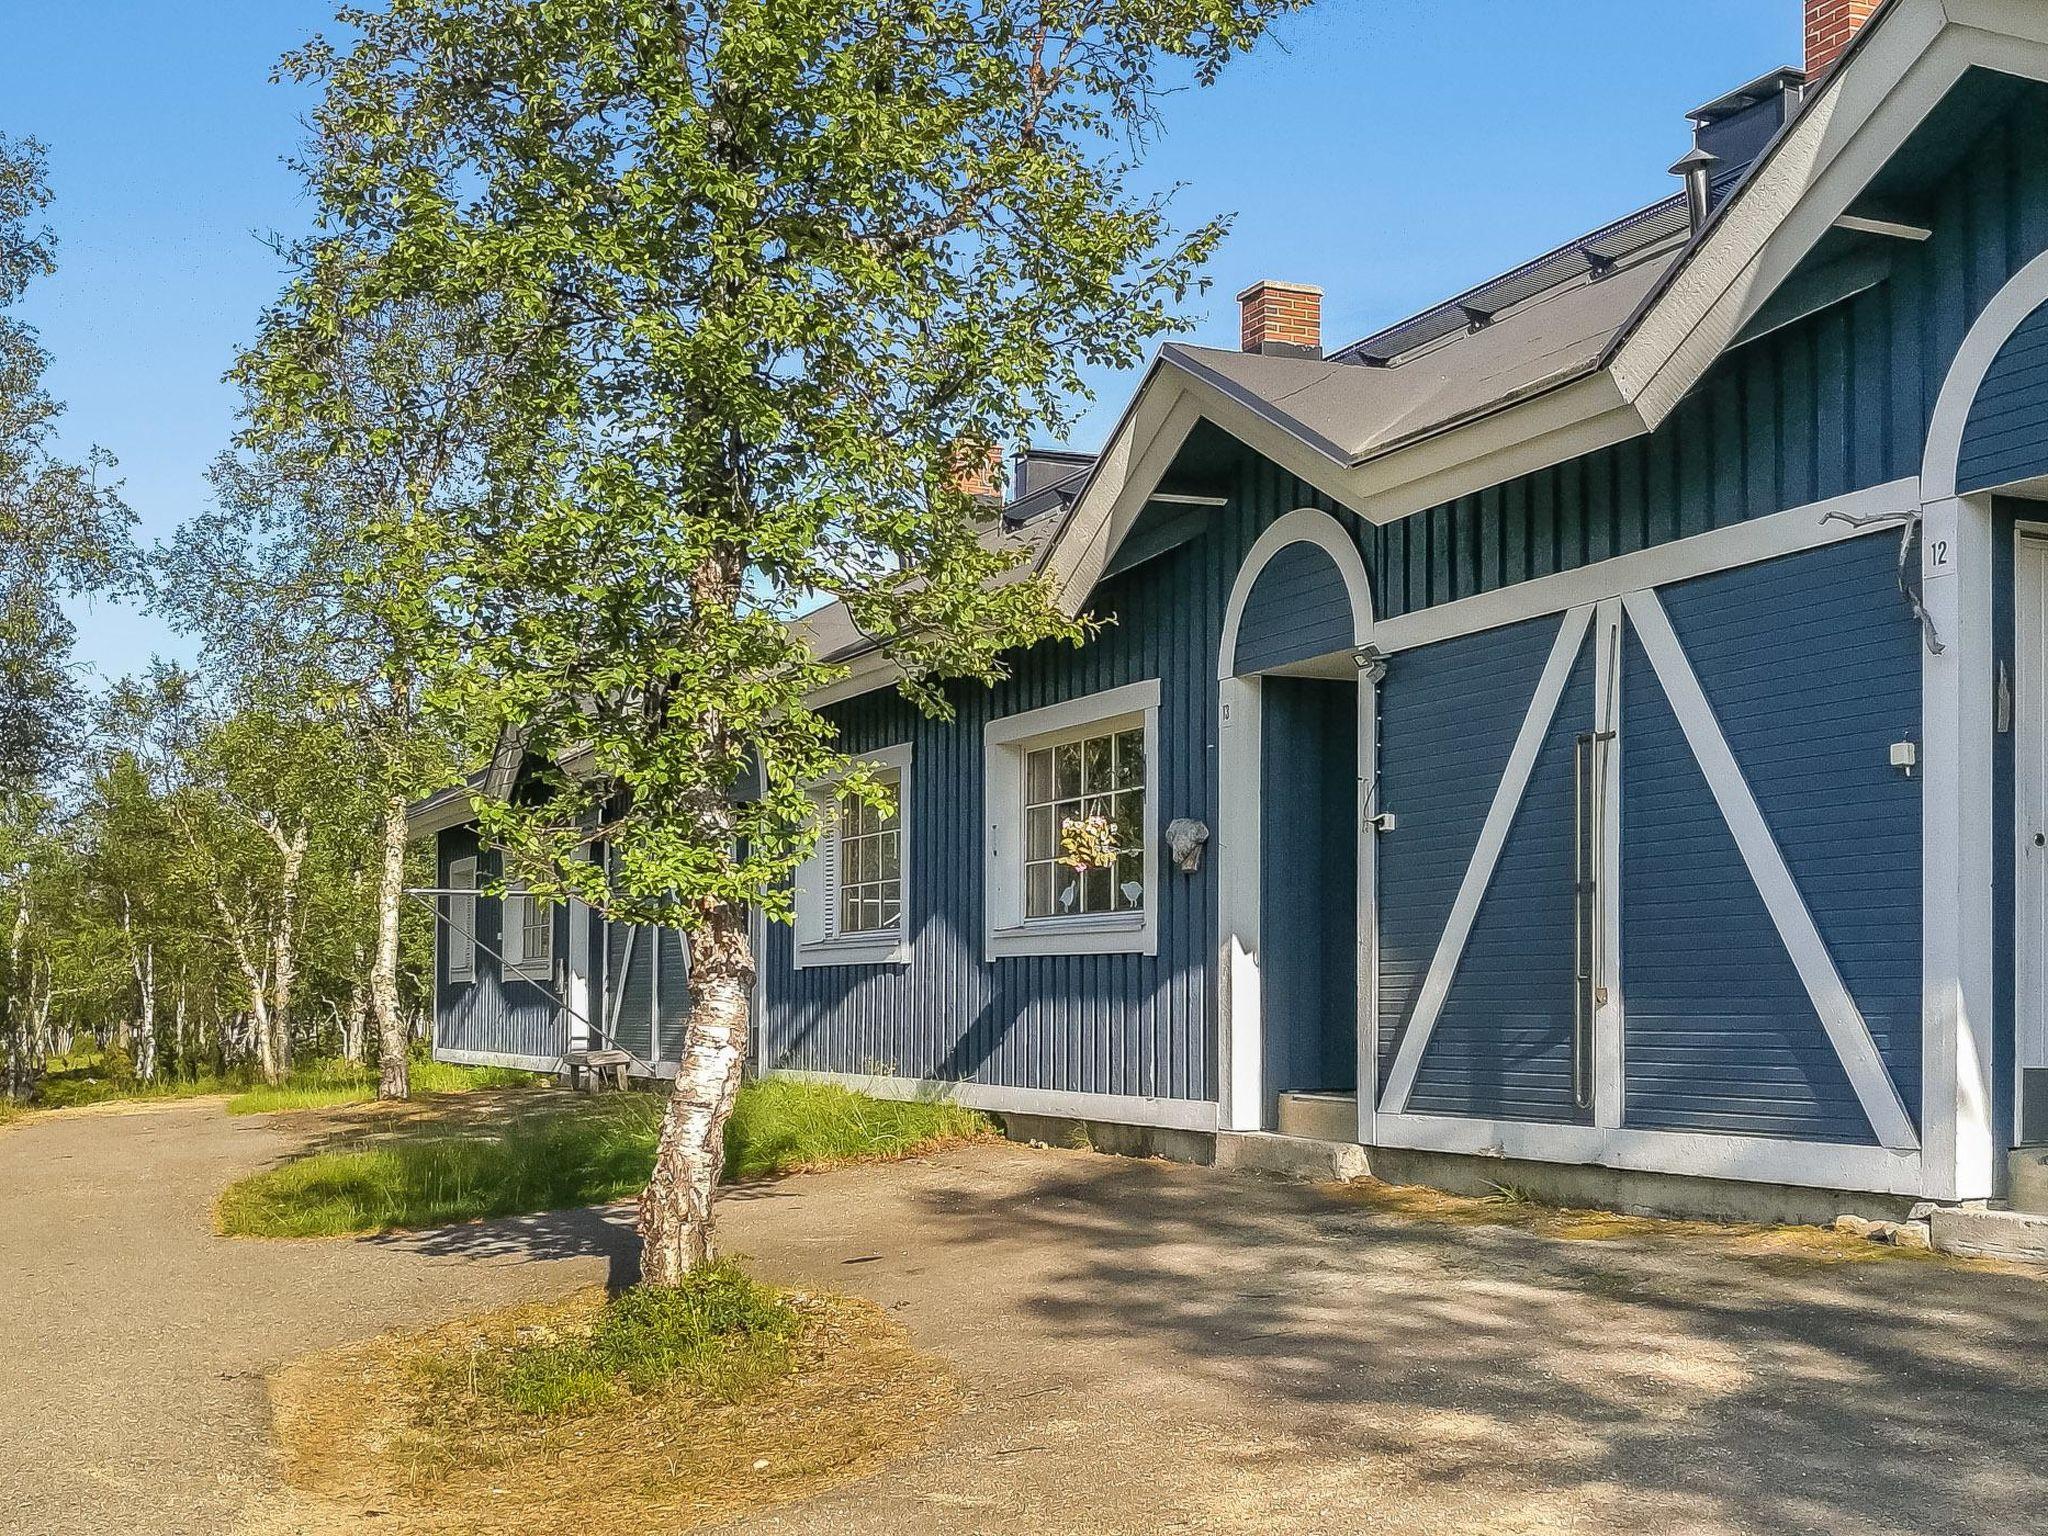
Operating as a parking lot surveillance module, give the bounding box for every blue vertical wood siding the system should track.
[1406,638,1593,1123]
[1259,678,1357,1111]
[1234,541,1354,674]
[1619,629,1874,1143]
[1374,614,1565,1095]
[1368,86,2048,620]
[433,828,570,1064]
[1960,300,2048,493]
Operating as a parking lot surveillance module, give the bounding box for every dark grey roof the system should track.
[791,504,1069,665]
[1178,224,1680,465]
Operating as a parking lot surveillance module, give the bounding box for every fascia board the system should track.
[1614,7,2048,426]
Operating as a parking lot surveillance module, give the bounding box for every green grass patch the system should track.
[224,1057,535,1115]
[723,1076,993,1181]
[34,1051,241,1110]
[217,1078,994,1238]
[422,1263,803,1418]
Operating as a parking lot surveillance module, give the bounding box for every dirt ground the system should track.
[3,1098,2047,1535]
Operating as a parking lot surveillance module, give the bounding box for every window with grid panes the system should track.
[1023,725,1145,919]
[835,777,902,936]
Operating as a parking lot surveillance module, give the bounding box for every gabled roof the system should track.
[1052,4,2046,553]
[812,0,2048,705]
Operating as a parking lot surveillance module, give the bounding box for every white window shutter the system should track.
[502,885,525,971]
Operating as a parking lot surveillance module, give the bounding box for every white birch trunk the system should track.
[371,793,410,1100]
[638,901,752,1285]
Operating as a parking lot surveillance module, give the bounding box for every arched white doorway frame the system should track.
[1215,508,1378,1141]
[1917,246,2048,1199]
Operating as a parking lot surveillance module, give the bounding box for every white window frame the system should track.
[984,679,1161,960]
[501,878,555,982]
[444,856,477,983]
[793,743,913,969]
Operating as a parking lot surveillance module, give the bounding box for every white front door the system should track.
[2016,530,2048,1142]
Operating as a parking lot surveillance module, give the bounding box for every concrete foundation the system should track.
[998,1117,1927,1228]
[994,1112,1215,1166]
[1216,1131,1371,1182]
[1931,1206,2048,1262]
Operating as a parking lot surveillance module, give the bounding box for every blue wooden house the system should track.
[412,0,2048,1218]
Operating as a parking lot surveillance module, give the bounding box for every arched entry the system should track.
[1216,509,1376,1138]
[1922,248,2048,1174]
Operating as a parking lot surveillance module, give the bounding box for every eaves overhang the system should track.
[808,0,2048,710]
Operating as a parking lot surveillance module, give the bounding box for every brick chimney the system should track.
[948,442,1003,502]
[1806,0,1879,77]
[1237,280,1323,358]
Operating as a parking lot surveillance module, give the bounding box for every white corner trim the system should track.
[1217,507,1375,680]
[1381,605,1595,1113]
[766,1069,1220,1133]
[1623,588,1920,1152]
[983,679,1162,960]
[1923,246,2048,500]
[794,742,914,969]
[1377,480,1920,654]
[1215,675,1264,1133]
[1374,1111,1925,1198]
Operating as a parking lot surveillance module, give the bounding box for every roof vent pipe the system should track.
[1669,147,1719,236]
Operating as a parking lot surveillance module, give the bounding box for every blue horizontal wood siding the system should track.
[433,828,570,1065]
[1407,635,1593,1123]
[1374,613,1565,1096]
[1960,299,2048,493]
[1658,538,1921,1127]
[1619,629,1873,1143]
[1234,540,1354,674]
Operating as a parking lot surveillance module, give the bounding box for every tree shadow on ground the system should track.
[890,1152,2048,1535]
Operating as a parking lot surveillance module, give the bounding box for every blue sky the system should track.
[10,1,1801,685]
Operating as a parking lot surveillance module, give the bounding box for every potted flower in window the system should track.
[1059,813,1119,875]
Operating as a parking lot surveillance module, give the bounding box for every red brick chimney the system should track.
[1806,0,1879,77]
[948,442,1003,502]
[1237,280,1323,358]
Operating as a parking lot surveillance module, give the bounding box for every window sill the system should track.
[504,964,555,984]
[794,934,909,970]
[986,913,1155,960]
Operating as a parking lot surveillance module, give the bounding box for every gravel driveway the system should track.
[4,1098,2048,1535]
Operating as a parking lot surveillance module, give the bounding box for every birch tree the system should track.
[270,0,1303,1283]
[163,297,502,1099]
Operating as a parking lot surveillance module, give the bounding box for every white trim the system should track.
[1355,664,1380,1150]
[2018,528,2048,1118]
[1624,589,1920,1152]
[1374,1111,1925,1198]
[1216,507,1376,681]
[1381,605,1594,1113]
[794,743,913,969]
[983,680,1161,959]
[1216,675,1264,1132]
[1925,245,2048,503]
[767,1068,1219,1133]
[434,1047,561,1074]
[443,856,477,984]
[1592,598,1626,1130]
[1833,213,1932,243]
[1915,244,2048,1194]
[1377,480,1919,654]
